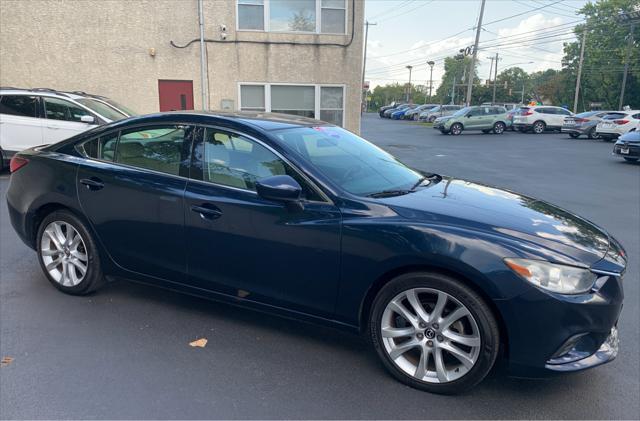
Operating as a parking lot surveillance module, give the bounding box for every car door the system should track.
[184,127,341,318]
[42,96,98,143]
[76,124,194,282]
[464,108,485,129]
[0,95,43,152]
[552,108,571,128]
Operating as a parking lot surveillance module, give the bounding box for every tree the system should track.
[434,55,477,105]
[560,0,640,111]
[289,11,315,32]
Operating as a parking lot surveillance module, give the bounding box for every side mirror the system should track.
[256,175,303,211]
[80,115,96,124]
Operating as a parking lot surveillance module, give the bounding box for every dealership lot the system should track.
[1,113,638,419]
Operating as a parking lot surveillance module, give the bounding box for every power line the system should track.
[377,0,436,23]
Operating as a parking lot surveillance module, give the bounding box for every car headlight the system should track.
[504,258,597,294]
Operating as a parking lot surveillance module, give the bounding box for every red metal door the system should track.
[158,80,194,111]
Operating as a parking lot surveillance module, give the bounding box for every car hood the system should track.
[380,177,610,265]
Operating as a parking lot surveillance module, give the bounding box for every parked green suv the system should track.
[433,105,510,135]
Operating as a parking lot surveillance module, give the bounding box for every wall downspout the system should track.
[198,0,210,110]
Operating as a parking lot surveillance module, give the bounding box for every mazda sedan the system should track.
[6,112,625,394]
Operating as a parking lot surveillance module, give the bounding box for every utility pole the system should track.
[427,61,435,100]
[361,20,377,113]
[466,0,486,107]
[406,65,413,102]
[451,70,457,105]
[197,0,209,110]
[573,30,587,113]
[492,52,499,104]
[619,22,635,109]
[487,56,495,87]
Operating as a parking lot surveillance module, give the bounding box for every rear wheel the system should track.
[36,210,105,295]
[587,127,599,139]
[532,121,546,134]
[370,272,500,394]
[569,133,580,139]
[450,123,463,136]
[493,122,505,134]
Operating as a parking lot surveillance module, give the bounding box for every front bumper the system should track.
[613,143,640,157]
[496,270,624,378]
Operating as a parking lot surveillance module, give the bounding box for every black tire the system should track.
[36,210,105,295]
[439,130,448,134]
[568,133,580,139]
[369,272,500,395]
[532,120,546,134]
[493,122,506,134]
[0,149,4,172]
[450,123,463,136]
[623,157,638,162]
[587,127,599,139]
[428,116,437,123]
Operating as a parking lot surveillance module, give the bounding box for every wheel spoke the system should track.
[68,264,80,286]
[71,250,88,262]
[41,248,61,257]
[45,229,63,251]
[434,348,449,382]
[389,300,418,326]
[442,329,480,347]
[405,289,430,322]
[440,342,476,369]
[440,306,469,330]
[389,339,420,360]
[69,231,81,249]
[430,291,447,322]
[61,261,70,286]
[414,346,431,380]
[45,256,63,271]
[53,223,68,246]
[381,326,415,338]
[70,258,87,276]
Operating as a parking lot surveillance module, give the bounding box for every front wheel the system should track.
[370,272,500,394]
[450,123,463,136]
[587,127,599,139]
[532,121,546,134]
[493,122,505,134]
[36,210,105,295]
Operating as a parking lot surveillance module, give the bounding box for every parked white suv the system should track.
[0,88,135,169]
[596,109,640,141]
[512,105,574,134]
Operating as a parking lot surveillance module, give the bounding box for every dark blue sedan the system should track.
[6,112,625,394]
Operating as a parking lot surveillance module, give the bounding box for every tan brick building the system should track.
[0,0,364,132]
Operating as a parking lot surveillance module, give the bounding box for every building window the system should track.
[238,0,265,30]
[320,86,344,126]
[237,0,346,34]
[239,84,344,127]
[321,0,346,33]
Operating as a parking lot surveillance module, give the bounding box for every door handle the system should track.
[191,204,222,220]
[79,178,104,191]
[46,126,61,130]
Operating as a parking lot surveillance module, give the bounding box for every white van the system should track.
[0,88,135,170]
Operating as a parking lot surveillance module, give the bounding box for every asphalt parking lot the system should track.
[1,113,638,419]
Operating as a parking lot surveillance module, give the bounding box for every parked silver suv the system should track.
[419,105,462,122]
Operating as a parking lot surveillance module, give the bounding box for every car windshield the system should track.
[602,112,626,120]
[273,126,423,196]
[452,107,471,117]
[76,98,128,121]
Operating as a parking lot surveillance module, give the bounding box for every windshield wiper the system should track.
[366,189,412,198]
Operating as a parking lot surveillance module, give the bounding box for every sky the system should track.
[363,0,591,90]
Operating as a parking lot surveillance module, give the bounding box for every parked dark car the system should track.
[562,110,616,139]
[612,129,639,162]
[383,104,409,118]
[7,112,625,395]
[378,102,398,117]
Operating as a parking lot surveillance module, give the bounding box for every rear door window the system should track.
[43,97,94,122]
[115,126,189,176]
[79,133,119,161]
[0,95,39,117]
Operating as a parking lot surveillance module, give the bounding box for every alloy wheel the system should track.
[380,288,481,383]
[493,122,505,134]
[40,221,89,287]
[533,121,545,134]
[451,124,462,135]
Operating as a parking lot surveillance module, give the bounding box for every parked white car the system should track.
[0,88,135,169]
[419,105,462,122]
[596,110,640,141]
[512,105,574,134]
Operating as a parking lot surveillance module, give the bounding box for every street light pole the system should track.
[573,30,587,113]
[619,22,635,109]
[406,65,413,102]
[427,61,435,100]
[361,20,377,113]
[466,0,486,106]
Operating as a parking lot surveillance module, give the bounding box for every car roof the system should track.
[0,87,85,100]
[94,111,328,132]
